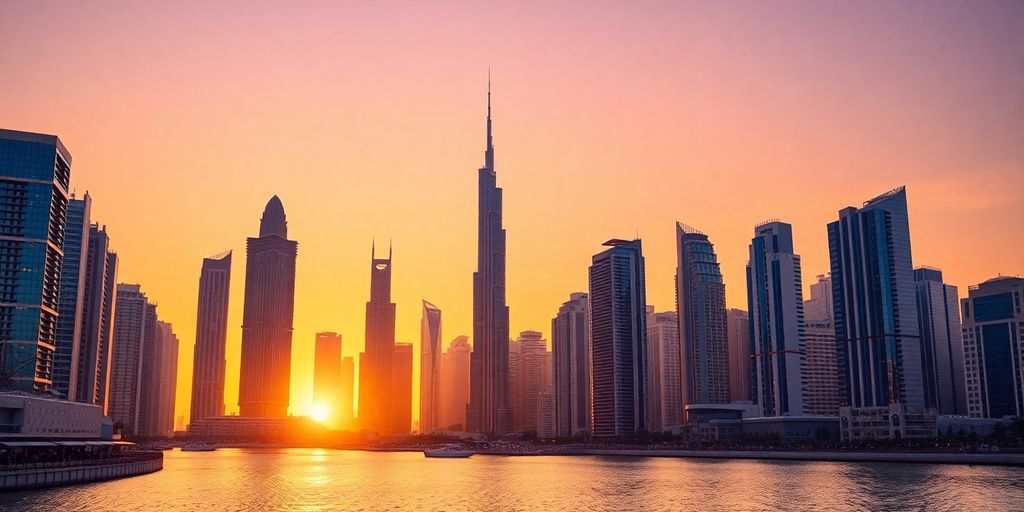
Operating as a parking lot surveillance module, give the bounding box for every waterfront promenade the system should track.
[0,451,163,492]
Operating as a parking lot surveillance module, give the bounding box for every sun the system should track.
[310,403,330,424]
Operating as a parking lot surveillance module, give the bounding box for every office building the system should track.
[915,267,966,415]
[441,336,472,431]
[420,301,442,434]
[156,321,179,437]
[647,308,681,431]
[804,274,839,415]
[53,193,91,399]
[726,308,751,402]
[961,276,1024,418]
[392,342,413,433]
[108,284,157,436]
[552,292,591,438]
[510,330,551,434]
[190,250,231,424]
[359,244,397,434]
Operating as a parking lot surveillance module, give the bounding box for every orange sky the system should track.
[1,1,1022,426]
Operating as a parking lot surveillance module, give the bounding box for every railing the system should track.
[0,451,162,472]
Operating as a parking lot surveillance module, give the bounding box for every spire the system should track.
[484,72,494,170]
[259,195,288,238]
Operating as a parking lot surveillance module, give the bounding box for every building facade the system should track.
[313,332,342,429]
[156,321,179,437]
[419,301,442,434]
[726,308,751,402]
[803,274,839,415]
[647,308,681,431]
[961,276,1024,419]
[746,221,807,417]
[589,239,648,437]
[108,284,156,435]
[392,342,413,433]
[75,226,117,411]
[359,245,396,434]
[53,193,91,399]
[510,330,550,434]
[675,223,730,406]
[827,186,924,411]
[552,292,590,438]
[339,356,355,430]
[190,250,231,424]
[0,129,72,391]
[441,336,471,431]
[238,196,297,417]
[914,267,966,415]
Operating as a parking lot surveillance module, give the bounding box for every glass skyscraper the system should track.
[552,292,590,438]
[53,193,91,399]
[961,276,1024,419]
[0,129,72,391]
[915,267,966,415]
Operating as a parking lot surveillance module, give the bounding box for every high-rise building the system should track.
[75,226,117,411]
[441,336,471,431]
[53,193,91,399]
[0,129,72,391]
[589,239,648,437]
[726,308,751,402]
[392,342,413,433]
[828,186,923,410]
[746,221,807,417]
[419,301,442,434]
[157,321,179,437]
[238,196,297,417]
[675,223,730,406]
[510,330,550,434]
[551,292,590,438]
[961,276,1024,419]
[803,274,839,415]
[914,267,966,415]
[109,284,157,435]
[468,82,511,435]
[313,332,342,428]
[646,308,681,431]
[359,244,397,434]
[339,356,355,429]
[190,251,231,424]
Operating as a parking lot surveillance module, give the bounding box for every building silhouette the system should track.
[157,321,179,437]
[392,342,413,433]
[468,81,511,435]
[75,225,118,412]
[190,250,231,424]
[961,276,1023,418]
[828,186,924,410]
[675,222,730,406]
[746,221,807,417]
[552,292,590,438]
[441,336,471,431]
[109,284,157,435]
[359,244,397,434]
[0,129,72,391]
[726,308,751,403]
[339,356,355,429]
[54,193,91,399]
[589,239,648,437]
[510,330,550,434]
[238,196,297,417]
[419,301,442,434]
[914,267,966,415]
[803,274,839,415]
[313,332,342,428]
[647,308,681,431]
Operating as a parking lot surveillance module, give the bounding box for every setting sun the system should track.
[310,403,331,424]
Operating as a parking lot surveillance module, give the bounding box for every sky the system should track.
[1,1,1022,427]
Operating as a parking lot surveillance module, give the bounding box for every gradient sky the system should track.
[2,1,1022,426]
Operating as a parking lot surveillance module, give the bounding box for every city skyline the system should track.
[2,2,1022,426]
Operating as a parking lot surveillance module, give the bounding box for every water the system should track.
[1,448,1022,511]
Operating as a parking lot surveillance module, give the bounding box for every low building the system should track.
[742,416,839,444]
[0,393,112,440]
[186,415,363,445]
[839,404,937,441]
[937,416,1012,439]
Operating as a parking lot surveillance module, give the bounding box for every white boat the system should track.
[424,445,474,458]
[181,442,216,452]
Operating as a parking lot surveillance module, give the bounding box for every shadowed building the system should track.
[961,276,1024,419]
[157,321,179,437]
[109,284,157,435]
[359,244,397,434]
[803,274,839,415]
[313,332,342,428]
[510,330,550,434]
[726,308,751,402]
[0,129,72,391]
[552,292,590,438]
[54,193,91,399]
[915,267,966,415]
[190,250,232,424]
[676,223,731,407]
[647,308,681,431]
[468,82,512,435]
[441,336,471,430]
[419,301,442,434]
[339,356,355,429]
[75,225,118,412]
[238,196,298,417]
[589,239,648,437]
[393,342,413,433]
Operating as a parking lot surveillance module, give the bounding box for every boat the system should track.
[424,445,474,458]
[181,442,216,452]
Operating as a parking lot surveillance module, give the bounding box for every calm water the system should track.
[1,448,1022,511]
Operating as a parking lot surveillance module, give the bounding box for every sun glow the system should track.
[310,403,330,424]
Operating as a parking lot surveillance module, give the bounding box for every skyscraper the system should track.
[828,186,924,410]
[675,222,730,406]
[419,301,442,434]
[238,196,297,417]
[468,81,511,435]
[510,330,551,434]
[313,332,342,428]
[392,342,413,433]
[359,244,397,434]
[441,336,472,431]
[109,284,157,435]
[157,321,179,437]
[746,221,807,417]
[339,356,355,429]
[54,193,91,399]
[961,276,1023,419]
[589,239,648,437]
[726,308,751,402]
[646,308,682,431]
[552,292,590,438]
[190,250,231,424]
[75,226,118,411]
[803,274,839,415]
[0,129,72,391]
[915,267,966,415]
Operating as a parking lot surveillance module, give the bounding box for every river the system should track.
[1,448,1022,510]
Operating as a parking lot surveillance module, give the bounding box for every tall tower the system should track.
[238,196,298,417]
[75,224,118,413]
[313,332,342,428]
[190,250,232,424]
[914,267,966,415]
[54,193,92,399]
[552,292,591,438]
[420,301,442,434]
[468,79,511,435]
[961,276,1024,418]
[358,244,397,433]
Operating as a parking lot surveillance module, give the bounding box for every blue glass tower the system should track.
[0,129,72,391]
[53,193,91,399]
[961,276,1024,418]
